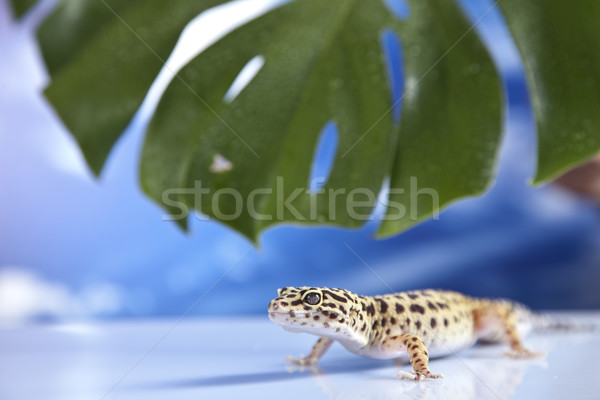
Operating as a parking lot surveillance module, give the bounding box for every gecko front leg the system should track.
[382,334,444,381]
[287,337,333,366]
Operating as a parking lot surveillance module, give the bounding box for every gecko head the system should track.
[268,286,358,336]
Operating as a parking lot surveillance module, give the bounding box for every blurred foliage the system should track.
[9,0,36,17]
[498,0,600,183]
[11,0,600,240]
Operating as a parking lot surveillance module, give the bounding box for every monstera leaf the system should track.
[13,0,600,241]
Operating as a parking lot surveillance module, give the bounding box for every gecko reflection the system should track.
[295,355,546,400]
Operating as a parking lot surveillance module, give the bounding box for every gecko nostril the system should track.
[273,304,279,310]
[280,301,289,307]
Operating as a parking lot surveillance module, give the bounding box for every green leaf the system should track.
[141,0,398,240]
[498,0,600,183]
[378,0,502,236]
[37,0,600,240]
[142,0,502,241]
[9,0,37,18]
[38,0,227,174]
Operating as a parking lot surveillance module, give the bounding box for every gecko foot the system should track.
[504,348,546,359]
[286,355,318,366]
[397,370,444,381]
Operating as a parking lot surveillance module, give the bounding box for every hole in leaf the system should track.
[209,153,233,173]
[382,0,410,20]
[381,29,404,123]
[309,121,338,193]
[223,55,265,103]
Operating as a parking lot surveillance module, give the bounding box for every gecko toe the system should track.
[397,370,418,380]
[504,349,546,359]
[286,355,317,366]
[427,372,445,379]
[397,370,444,381]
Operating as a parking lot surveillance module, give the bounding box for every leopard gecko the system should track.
[268,287,561,381]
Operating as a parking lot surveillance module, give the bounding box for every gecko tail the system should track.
[528,312,598,333]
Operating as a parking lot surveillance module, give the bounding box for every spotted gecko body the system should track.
[268,287,548,381]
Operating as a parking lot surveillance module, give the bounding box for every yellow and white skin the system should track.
[268,287,545,381]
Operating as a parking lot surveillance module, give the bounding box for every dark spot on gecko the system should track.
[390,317,396,324]
[280,301,289,306]
[336,327,340,333]
[361,323,366,331]
[430,318,437,328]
[326,303,337,308]
[411,344,419,350]
[437,302,448,309]
[415,358,421,364]
[406,318,411,326]
[444,318,449,327]
[410,304,425,314]
[415,321,422,329]
[343,292,354,302]
[375,299,389,313]
[322,290,348,303]
[385,328,391,335]
[338,318,344,323]
[361,302,366,311]
[366,304,375,316]
[301,322,307,326]
[454,316,458,323]
[289,311,296,318]
[291,299,303,306]
[329,313,337,320]
[313,315,320,321]
[303,306,311,311]
[359,314,363,320]
[381,318,387,327]
[324,322,330,328]
[372,321,378,330]
[305,314,310,318]
[407,293,419,300]
[339,305,346,314]
[395,304,405,313]
[427,302,437,311]
[322,311,329,317]
[412,337,418,342]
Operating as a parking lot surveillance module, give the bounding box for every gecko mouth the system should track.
[268,311,318,319]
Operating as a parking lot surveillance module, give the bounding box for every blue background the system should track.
[0,0,599,325]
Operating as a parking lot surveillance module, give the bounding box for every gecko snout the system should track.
[268,299,292,324]
[268,298,294,316]
[268,298,287,312]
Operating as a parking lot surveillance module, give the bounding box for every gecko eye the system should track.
[303,292,321,305]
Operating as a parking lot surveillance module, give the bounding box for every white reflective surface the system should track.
[1,314,598,399]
